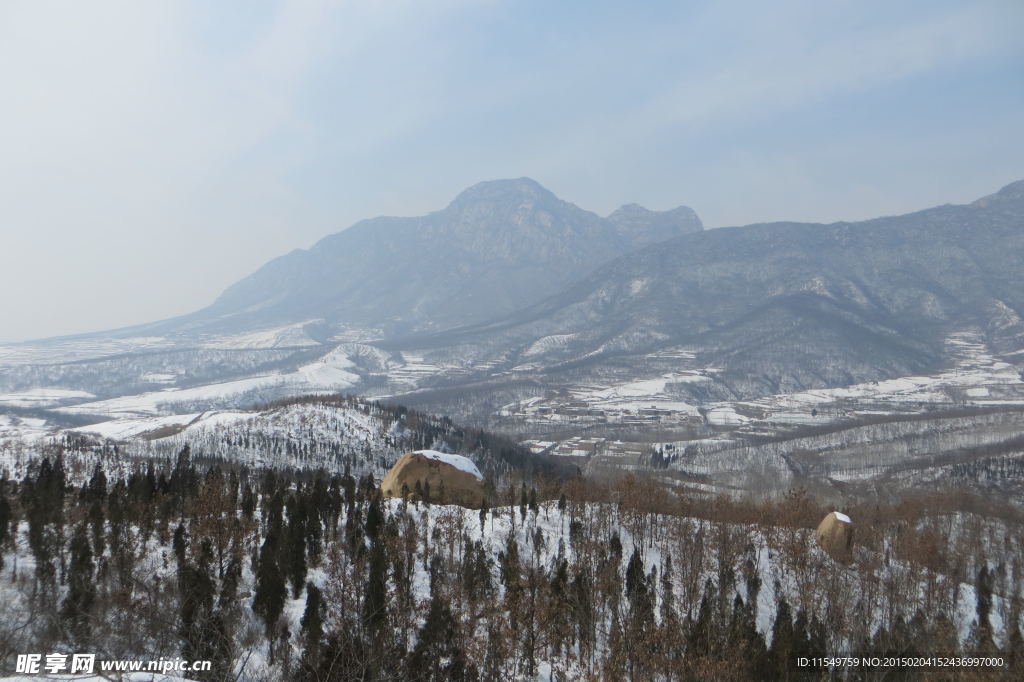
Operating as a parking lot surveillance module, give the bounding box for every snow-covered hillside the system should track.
[0,396,560,489]
[2,464,1018,681]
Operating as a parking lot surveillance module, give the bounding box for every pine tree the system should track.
[609,532,623,561]
[625,548,646,602]
[0,481,11,571]
[173,521,188,566]
[219,556,241,609]
[689,579,716,657]
[769,596,794,679]
[408,586,460,680]
[86,463,107,556]
[363,537,389,637]
[974,563,995,652]
[659,553,681,670]
[300,581,324,675]
[61,523,96,645]
[287,500,308,599]
[728,593,769,679]
[179,557,216,665]
[365,491,384,543]
[572,566,596,661]
[253,526,287,662]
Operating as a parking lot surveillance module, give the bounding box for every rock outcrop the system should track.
[815,511,854,563]
[380,450,485,508]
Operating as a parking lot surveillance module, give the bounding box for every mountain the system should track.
[606,202,702,244]
[390,180,1024,400]
[3,179,1022,437]
[141,178,701,340]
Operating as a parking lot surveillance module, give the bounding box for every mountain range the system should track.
[138,177,703,339]
[2,177,1023,431]
[398,179,1024,399]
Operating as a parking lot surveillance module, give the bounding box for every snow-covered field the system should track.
[0,388,95,408]
[203,322,323,350]
[54,349,358,419]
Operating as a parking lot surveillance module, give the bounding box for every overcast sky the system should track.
[2,0,1022,342]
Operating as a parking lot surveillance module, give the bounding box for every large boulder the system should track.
[815,511,854,563]
[380,450,485,508]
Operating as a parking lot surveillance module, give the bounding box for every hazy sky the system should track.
[2,0,1022,342]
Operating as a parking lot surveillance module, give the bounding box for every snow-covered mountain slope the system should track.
[53,346,359,419]
[394,179,1024,402]
[2,476,1018,681]
[0,396,566,487]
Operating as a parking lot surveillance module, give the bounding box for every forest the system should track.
[0,444,1022,681]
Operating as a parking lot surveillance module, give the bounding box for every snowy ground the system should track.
[54,349,358,419]
[0,388,96,409]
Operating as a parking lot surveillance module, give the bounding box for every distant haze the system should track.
[2,0,1022,342]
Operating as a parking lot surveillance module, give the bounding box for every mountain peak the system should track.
[447,177,556,209]
[608,203,652,218]
[606,201,702,244]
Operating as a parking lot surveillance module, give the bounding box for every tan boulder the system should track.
[815,511,854,563]
[380,450,486,508]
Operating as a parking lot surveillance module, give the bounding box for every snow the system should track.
[523,333,577,358]
[0,387,95,407]
[629,278,649,295]
[70,410,261,441]
[73,413,203,439]
[0,336,174,365]
[204,321,322,349]
[296,346,357,384]
[380,352,448,390]
[140,372,177,384]
[413,449,483,480]
[56,349,358,418]
[0,414,50,441]
[833,511,851,523]
[705,405,750,426]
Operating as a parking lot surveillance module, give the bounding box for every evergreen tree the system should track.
[728,593,769,679]
[769,597,795,679]
[287,499,308,599]
[974,563,995,652]
[0,481,11,571]
[61,523,95,645]
[86,463,107,556]
[625,548,646,602]
[173,521,188,566]
[300,581,324,675]
[363,537,389,637]
[408,590,461,680]
[689,579,716,656]
[253,526,287,662]
[179,557,216,666]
